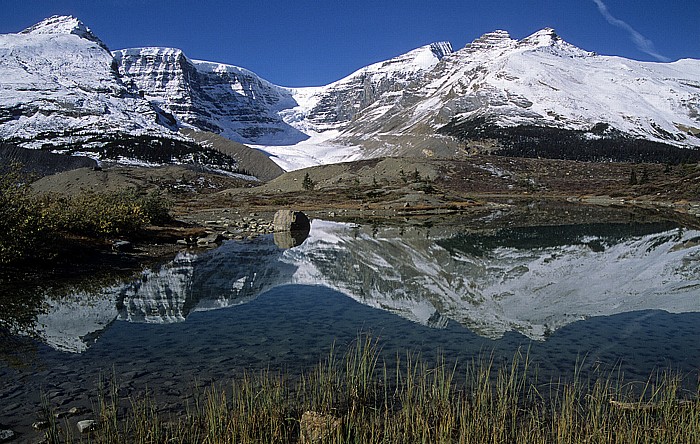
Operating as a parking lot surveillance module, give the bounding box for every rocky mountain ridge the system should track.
[283,41,453,133]
[113,47,307,145]
[334,28,700,162]
[0,16,180,149]
[2,15,700,170]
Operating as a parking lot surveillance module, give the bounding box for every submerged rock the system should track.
[112,240,133,252]
[32,421,49,430]
[197,233,223,246]
[0,429,15,442]
[77,419,96,433]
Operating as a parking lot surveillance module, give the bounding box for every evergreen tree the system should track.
[302,172,315,191]
[629,170,638,185]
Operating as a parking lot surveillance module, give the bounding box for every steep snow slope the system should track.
[337,29,700,160]
[0,16,178,149]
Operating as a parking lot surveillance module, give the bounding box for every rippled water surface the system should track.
[2,214,699,437]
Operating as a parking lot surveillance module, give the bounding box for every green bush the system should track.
[138,190,172,225]
[0,166,52,265]
[1,164,172,264]
[49,189,172,238]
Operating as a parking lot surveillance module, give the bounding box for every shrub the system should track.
[49,189,171,238]
[1,164,173,263]
[0,166,52,264]
[136,190,172,225]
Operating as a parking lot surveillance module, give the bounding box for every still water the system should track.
[1,213,699,436]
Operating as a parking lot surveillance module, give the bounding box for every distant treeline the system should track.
[1,134,250,176]
[0,142,96,177]
[439,118,700,164]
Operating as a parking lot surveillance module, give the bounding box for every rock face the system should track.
[273,210,311,233]
[113,47,307,145]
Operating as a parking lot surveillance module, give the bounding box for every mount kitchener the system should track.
[2,15,700,177]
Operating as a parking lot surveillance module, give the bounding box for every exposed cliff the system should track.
[113,47,307,145]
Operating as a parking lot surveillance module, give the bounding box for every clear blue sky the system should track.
[2,0,698,87]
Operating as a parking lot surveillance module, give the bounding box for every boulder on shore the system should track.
[273,210,310,233]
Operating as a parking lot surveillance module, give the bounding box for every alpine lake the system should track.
[1,204,699,439]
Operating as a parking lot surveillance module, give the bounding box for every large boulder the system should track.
[273,210,310,233]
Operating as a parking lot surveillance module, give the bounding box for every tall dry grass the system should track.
[42,333,699,443]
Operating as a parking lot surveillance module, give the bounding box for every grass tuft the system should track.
[42,334,699,443]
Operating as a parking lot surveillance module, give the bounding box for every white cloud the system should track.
[592,0,670,62]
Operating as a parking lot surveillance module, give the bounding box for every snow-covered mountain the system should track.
[113,47,307,145]
[25,219,700,352]
[0,16,179,150]
[2,16,700,169]
[331,29,700,162]
[283,41,453,133]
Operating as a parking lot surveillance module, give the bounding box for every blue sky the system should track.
[1,0,698,87]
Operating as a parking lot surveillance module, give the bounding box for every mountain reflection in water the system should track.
[17,219,700,354]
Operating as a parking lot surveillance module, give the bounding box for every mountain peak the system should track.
[20,15,109,50]
[467,30,514,51]
[518,27,594,57]
[519,28,561,47]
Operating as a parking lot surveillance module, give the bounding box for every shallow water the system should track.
[1,214,699,438]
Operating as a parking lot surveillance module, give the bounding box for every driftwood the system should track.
[609,399,696,411]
